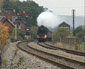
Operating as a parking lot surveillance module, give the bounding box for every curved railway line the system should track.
[17,41,85,69]
[38,42,85,56]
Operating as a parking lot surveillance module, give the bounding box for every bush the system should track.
[9,29,26,42]
[30,26,38,40]
[17,30,25,40]
[11,38,16,42]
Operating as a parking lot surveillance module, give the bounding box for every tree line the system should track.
[2,0,44,26]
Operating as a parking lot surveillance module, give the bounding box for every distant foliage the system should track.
[75,26,85,43]
[9,29,25,42]
[17,29,25,40]
[30,26,38,40]
[3,0,44,26]
[53,27,70,42]
[0,23,9,42]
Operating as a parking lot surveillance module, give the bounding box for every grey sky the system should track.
[20,0,84,16]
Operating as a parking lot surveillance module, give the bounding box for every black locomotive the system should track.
[37,25,52,42]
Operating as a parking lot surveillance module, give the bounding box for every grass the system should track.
[80,42,85,52]
[55,42,85,52]
[0,39,11,49]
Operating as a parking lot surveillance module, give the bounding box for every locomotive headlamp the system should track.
[44,35,47,38]
[27,29,29,31]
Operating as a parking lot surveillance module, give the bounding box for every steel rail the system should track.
[17,41,85,69]
[41,42,85,56]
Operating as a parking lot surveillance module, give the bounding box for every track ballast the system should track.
[17,41,85,69]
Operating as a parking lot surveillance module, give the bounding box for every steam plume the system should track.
[37,11,59,29]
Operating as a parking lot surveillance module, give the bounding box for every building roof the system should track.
[59,22,70,27]
[0,16,6,20]
[0,16,15,27]
[8,19,15,27]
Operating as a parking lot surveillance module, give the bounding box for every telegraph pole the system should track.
[84,0,85,47]
[15,23,17,40]
[84,0,85,30]
[14,17,18,41]
[73,9,75,36]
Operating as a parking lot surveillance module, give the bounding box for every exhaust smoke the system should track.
[37,11,59,29]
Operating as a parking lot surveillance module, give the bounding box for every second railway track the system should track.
[38,42,85,56]
[17,41,85,69]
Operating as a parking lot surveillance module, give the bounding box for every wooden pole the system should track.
[73,9,75,36]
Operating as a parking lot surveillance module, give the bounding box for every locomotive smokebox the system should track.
[37,25,52,42]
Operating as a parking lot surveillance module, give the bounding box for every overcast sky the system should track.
[20,0,84,16]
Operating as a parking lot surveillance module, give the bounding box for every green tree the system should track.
[9,29,25,42]
[30,26,38,40]
[54,27,70,42]
[75,26,85,43]
[2,1,44,26]
[75,26,83,35]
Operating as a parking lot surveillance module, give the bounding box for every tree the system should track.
[30,26,38,40]
[0,23,9,46]
[75,26,83,35]
[54,27,70,42]
[2,1,44,26]
[9,29,25,42]
[75,26,85,43]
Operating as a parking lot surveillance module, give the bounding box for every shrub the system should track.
[0,23,9,46]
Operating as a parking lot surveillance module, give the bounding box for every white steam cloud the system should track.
[37,11,59,29]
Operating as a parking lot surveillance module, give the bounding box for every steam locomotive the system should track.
[37,25,52,42]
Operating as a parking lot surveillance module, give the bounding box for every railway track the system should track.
[17,41,85,69]
[38,42,85,56]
